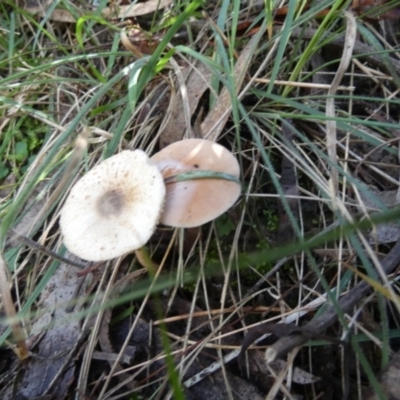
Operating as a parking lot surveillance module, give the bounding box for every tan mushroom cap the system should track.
[150,138,241,228]
[60,150,165,261]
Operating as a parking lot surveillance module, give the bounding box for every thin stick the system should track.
[265,237,400,363]
[11,229,86,270]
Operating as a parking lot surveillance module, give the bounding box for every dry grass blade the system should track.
[183,291,328,388]
[34,128,89,230]
[265,238,400,364]
[0,254,28,360]
[345,263,400,311]
[326,11,357,194]
[201,24,260,141]
[265,346,300,400]
[160,61,213,146]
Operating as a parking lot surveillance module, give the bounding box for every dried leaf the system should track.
[24,0,172,22]
[201,32,260,141]
[360,186,400,244]
[5,181,48,249]
[351,0,400,19]
[364,350,400,399]
[120,27,161,57]
[160,62,212,148]
[1,256,90,399]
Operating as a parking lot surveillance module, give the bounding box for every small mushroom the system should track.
[151,138,241,228]
[60,150,165,261]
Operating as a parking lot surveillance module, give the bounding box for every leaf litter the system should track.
[1,255,90,399]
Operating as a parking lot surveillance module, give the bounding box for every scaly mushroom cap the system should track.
[151,138,241,228]
[60,150,165,261]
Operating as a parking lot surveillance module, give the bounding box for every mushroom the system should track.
[150,138,241,228]
[60,150,165,261]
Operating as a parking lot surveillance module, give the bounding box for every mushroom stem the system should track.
[134,247,157,274]
[164,170,241,186]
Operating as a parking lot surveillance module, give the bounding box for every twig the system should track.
[265,238,400,363]
[11,229,86,270]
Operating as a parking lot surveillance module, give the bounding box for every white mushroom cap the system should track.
[151,139,241,228]
[60,150,165,261]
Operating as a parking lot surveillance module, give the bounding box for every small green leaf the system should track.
[14,141,28,162]
[155,48,176,73]
[0,162,9,180]
[4,248,19,272]
[215,215,236,237]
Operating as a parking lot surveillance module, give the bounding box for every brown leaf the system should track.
[24,0,172,22]
[121,27,161,57]
[1,256,90,399]
[200,31,262,141]
[351,0,400,19]
[364,350,400,399]
[160,62,213,148]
